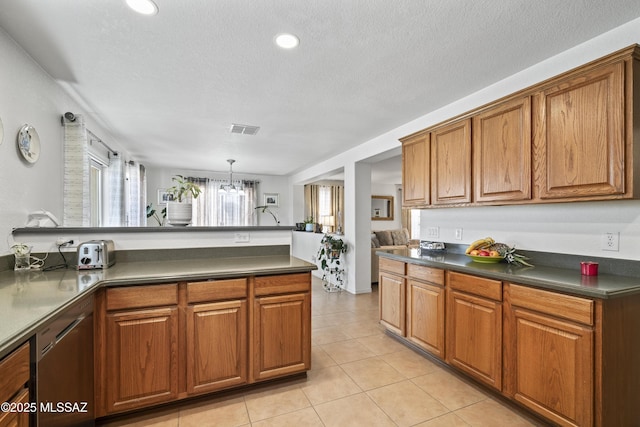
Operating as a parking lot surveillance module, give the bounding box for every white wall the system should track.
[0,28,129,254]
[419,200,640,260]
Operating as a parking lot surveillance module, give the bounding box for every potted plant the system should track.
[317,234,348,291]
[304,216,315,232]
[146,203,166,226]
[165,175,201,226]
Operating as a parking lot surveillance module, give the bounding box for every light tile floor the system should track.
[98,277,548,427]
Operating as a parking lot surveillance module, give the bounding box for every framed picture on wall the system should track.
[264,193,279,207]
[157,189,174,204]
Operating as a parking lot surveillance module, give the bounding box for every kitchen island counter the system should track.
[0,254,316,359]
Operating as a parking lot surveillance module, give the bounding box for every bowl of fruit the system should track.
[464,237,533,266]
[465,237,505,263]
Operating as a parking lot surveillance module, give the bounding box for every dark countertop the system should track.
[0,254,316,359]
[377,248,640,299]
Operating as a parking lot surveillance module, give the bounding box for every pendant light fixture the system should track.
[220,159,242,193]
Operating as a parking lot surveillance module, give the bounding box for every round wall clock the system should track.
[17,124,40,163]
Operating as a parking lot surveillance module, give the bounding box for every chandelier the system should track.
[219,159,243,193]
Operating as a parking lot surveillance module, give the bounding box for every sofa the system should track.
[371,228,419,283]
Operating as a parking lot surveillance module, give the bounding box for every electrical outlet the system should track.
[56,237,76,247]
[455,228,463,240]
[234,232,250,243]
[427,227,439,238]
[601,232,619,251]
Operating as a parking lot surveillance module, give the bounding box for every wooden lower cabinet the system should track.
[378,258,406,336]
[104,304,180,414]
[504,283,594,427]
[253,292,310,381]
[96,273,311,418]
[185,278,248,395]
[446,272,502,391]
[253,273,311,381]
[377,257,640,426]
[186,299,247,394]
[0,342,30,427]
[406,265,445,358]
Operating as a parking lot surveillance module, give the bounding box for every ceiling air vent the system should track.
[230,124,260,135]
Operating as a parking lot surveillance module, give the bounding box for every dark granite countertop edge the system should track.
[377,250,640,299]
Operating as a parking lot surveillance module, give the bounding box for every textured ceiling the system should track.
[1,0,640,179]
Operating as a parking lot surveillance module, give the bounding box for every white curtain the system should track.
[191,178,257,226]
[104,156,125,226]
[63,115,90,226]
[125,161,146,226]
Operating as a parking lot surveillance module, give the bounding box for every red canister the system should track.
[580,261,599,276]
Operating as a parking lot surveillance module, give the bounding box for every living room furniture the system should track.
[371,229,418,282]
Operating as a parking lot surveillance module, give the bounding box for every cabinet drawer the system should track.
[407,264,444,286]
[508,283,594,326]
[448,271,502,301]
[106,283,178,310]
[0,341,30,404]
[379,258,406,275]
[187,278,247,303]
[255,273,310,296]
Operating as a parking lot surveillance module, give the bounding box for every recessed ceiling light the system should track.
[125,0,158,15]
[275,33,300,49]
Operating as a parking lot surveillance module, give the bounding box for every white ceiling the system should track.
[1,1,640,181]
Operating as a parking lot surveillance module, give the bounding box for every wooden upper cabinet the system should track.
[534,59,626,200]
[473,96,532,202]
[399,45,640,208]
[401,132,430,207]
[431,119,472,205]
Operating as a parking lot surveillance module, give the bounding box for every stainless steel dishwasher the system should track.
[35,294,94,427]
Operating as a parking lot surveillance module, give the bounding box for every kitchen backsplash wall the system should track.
[419,199,640,261]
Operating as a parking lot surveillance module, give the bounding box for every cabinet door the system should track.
[378,271,405,336]
[253,292,310,381]
[510,308,593,427]
[401,132,430,206]
[535,60,625,199]
[0,389,29,427]
[186,299,247,395]
[105,307,179,414]
[447,290,502,390]
[431,119,472,205]
[473,96,532,202]
[406,279,445,358]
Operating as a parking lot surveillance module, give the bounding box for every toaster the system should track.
[77,240,115,270]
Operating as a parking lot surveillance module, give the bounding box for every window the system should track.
[304,184,344,233]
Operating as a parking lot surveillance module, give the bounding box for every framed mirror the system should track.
[371,195,394,221]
